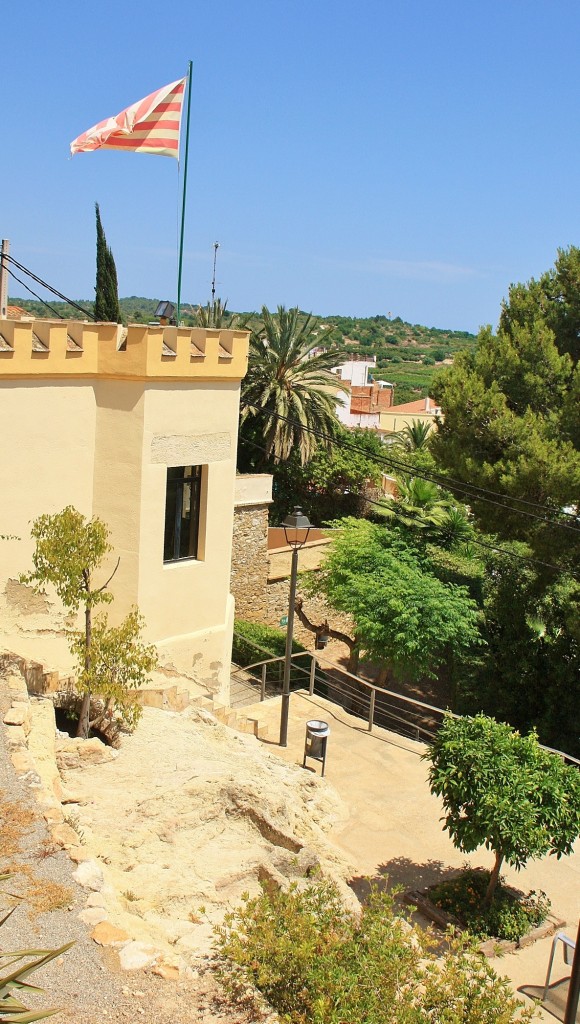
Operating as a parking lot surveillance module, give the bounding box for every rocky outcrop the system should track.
[1,657,354,986]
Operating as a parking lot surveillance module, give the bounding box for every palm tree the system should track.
[382,475,474,547]
[193,298,248,328]
[384,476,451,530]
[241,306,347,464]
[391,419,433,452]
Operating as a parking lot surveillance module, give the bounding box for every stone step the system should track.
[138,685,191,712]
[211,703,237,727]
[190,693,269,741]
[191,696,215,712]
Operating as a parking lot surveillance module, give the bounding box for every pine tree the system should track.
[94,202,121,323]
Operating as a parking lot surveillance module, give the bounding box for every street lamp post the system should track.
[279,506,313,746]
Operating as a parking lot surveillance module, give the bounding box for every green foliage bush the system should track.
[215,877,535,1024]
[265,428,384,525]
[232,622,311,688]
[307,518,482,681]
[232,619,306,662]
[429,870,550,941]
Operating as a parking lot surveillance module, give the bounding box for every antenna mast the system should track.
[211,241,220,308]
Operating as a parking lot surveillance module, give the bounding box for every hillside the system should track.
[8,296,477,403]
[321,313,475,403]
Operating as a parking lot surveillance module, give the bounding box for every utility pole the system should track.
[211,241,219,310]
[0,239,9,318]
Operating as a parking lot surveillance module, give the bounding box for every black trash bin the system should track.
[303,719,330,776]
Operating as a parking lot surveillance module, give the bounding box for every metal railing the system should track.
[231,647,447,743]
[230,635,580,765]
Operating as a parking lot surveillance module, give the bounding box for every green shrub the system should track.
[232,620,310,689]
[215,877,535,1024]
[233,620,308,664]
[429,869,551,941]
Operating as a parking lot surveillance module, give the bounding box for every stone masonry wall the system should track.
[265,580,354,651]
[231,497,354,662]
[230,504,270,622]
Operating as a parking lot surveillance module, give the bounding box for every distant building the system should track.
[335,354,376,387]
[0,317,249,703]
[379,396,441,435]
[333,355,394,429]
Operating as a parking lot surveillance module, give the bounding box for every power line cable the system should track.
[360,491,580,578]
[5,266,65,319]
[237,434,579,578]
[242,404,580,532]
[254,406,580,527]
[4,255,96,321]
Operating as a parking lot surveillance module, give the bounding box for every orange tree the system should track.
[426,713,580,906]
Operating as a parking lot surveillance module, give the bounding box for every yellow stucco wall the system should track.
[0,319,249,703]
[0,380,97,581]
[0,320,249,383]
[378,410,438,434]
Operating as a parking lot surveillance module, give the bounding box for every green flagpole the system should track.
[177,60,193,325]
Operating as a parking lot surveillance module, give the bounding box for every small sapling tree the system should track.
[69,608,157,735]
[21,506,156,738]
[426,714,580,907]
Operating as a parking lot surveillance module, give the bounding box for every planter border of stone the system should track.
[404,868,565,957]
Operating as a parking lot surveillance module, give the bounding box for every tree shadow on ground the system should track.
[348,855,461,903]
[348,858,464,949]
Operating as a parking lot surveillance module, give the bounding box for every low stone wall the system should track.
[231,484,353,656]
[268,538,332,581]
[2,650,194,714]
[6,650,75,695]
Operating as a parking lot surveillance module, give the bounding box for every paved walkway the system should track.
[243,689,580,1022]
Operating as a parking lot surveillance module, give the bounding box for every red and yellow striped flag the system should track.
[70,78,186,159]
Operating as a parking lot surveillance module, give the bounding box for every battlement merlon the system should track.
[0,319,250,382]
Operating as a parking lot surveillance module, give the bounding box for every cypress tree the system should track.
[94,202,121,323]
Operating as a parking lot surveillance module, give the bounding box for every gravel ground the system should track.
[0,690,265,1024]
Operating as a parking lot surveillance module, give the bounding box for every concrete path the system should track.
[244,689,580,1022]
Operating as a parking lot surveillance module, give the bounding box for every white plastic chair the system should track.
[543,931,576,1001]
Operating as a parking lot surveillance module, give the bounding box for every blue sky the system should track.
[3,0,580,332]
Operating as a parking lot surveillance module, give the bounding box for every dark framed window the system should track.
[163,465,202,562]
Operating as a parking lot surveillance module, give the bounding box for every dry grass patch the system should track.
[34,839,61,860]
[27,876,74,913]
[0,796,35,855]
[2,862,73,914]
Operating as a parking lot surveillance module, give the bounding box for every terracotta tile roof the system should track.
[31,332,48,352]
[387,397,438,414]
[66,333,83,352]
[6,305,30,320]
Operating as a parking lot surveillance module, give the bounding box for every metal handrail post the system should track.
[309,655,316,695]
[368,689,376,732]
[261,663,267,702]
